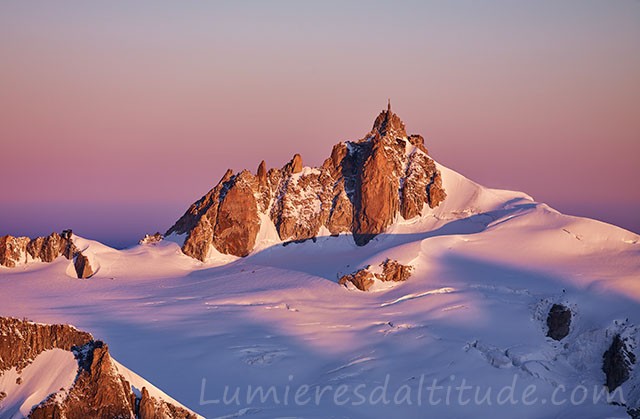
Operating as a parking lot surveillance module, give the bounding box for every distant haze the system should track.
[1,1,638,248]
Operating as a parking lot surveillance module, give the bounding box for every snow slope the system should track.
[0,349,76,418]
[0,162,639,418]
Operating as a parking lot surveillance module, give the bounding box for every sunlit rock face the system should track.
[0,230,94,279]
[167,103,446,260]
[0,317,197,419]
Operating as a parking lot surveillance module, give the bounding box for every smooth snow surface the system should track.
[0,349,76,418]
[1,162,639,418]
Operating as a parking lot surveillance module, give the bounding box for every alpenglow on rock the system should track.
[0,230,95,279]
[0,317,198,418]
[166,103,446,260]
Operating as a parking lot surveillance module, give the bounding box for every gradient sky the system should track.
[1,1,639,248]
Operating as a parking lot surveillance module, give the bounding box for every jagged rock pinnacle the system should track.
[166,104,446,259]
[256,160,267,185]
[370,100,406,139]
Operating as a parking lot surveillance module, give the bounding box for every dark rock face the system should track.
[0,317,196,419]
[603,334,636,391]
[74,253,94,279]
[63,239,79,260]
[167,103,446,260]
[339,259,413,291]
[546,304,572,341]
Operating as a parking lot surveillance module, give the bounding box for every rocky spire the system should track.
[285,154,303,174]
[166,103,446,260]
[370,100,406,139]
[256,160,267,185]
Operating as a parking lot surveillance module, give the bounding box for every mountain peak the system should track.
[370,100,407,140]
[166,104,445,259]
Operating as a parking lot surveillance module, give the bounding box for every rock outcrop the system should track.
[139,232,164,245]
[0,231,93,279]
[379,259,414,283]
[74,253,94,279]
[212,171,261,256]
[339,259,413,291]
[339,268,377,292]
[167,102,446,260]
[0,317,198,419]
[138,386,196,419]
[31,341,196,419]
[26,232,67,263]
[0,317,93,373]
[546,304,572,341]
[0,236,30,268]
[602,334,636,391]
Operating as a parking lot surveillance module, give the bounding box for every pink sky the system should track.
[1,1,639,247]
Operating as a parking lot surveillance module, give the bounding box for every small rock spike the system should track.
[387,98,391,113]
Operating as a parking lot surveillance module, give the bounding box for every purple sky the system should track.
[1,1,639,248]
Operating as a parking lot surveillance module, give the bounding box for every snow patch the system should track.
[0,349,77,418]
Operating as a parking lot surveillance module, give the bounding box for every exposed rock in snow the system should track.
[339,259,413,291]
[603,334,636,391]
[74,253,94,279]
[167,103,446,260]
[339,266,377,291]
[139,232,164,245]
[379,259,414,283]
[546,303,572,341]
[0,231,97,279]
